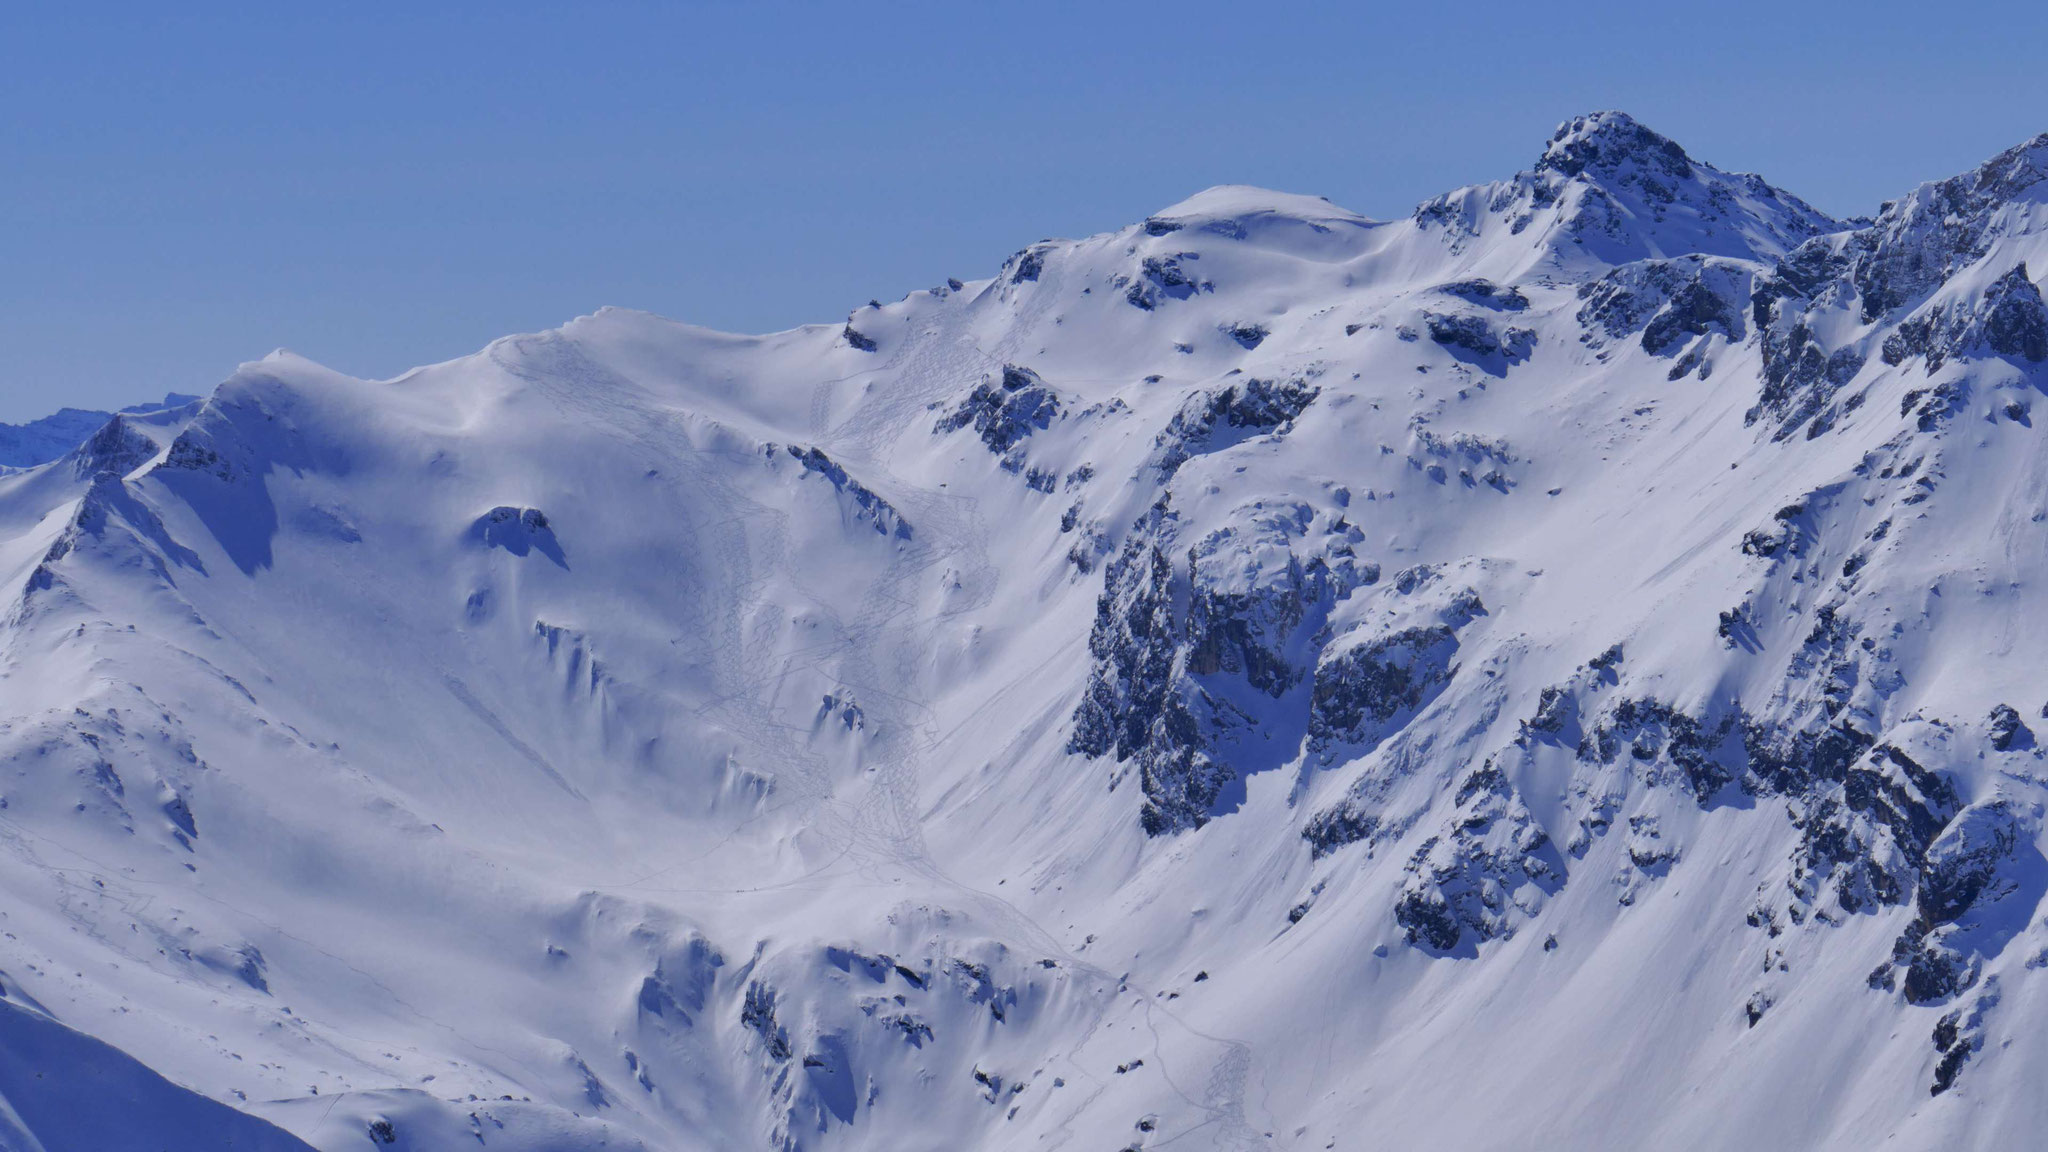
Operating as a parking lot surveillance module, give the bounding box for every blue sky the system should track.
[1,1,2042,420]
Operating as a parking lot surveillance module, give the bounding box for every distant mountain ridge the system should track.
[0,392,199,469]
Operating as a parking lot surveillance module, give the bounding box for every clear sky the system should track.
[2,1,2043,420]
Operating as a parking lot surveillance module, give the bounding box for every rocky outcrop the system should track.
[1150,377,1319,480]
[771,444,913,539]
[1880,263,2048,371]
[1424,312,1537,364]
[1000,242,1054,284]
[72,415,162,479]
[1413,111,1837,267]
[1749,296,1868,439]
[1405,424,1519,491]
[1069,500,1372,834]
[1748,135,2048,437]
[1435,279,1529,311]
[1739,500,1816,563]
[1534,112,1697,185]
[1307,626,1459,752]
[934,364,1063,455]
[1577,696,1743,805]
[1785,742,1959,919]
[1393,760,1561,951]
[0,393,195,470]
[1845,134,2048,322]
[1576,256,1750,355]
[472,506,565,564]
[1988,704,2034,752]
[1928,982,2000,1096]
[1878,800,2030,1005]
[1224,322,1269,349]
[1122,252,1209,310]
[158,423,239,482]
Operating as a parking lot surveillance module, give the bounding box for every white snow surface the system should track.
[2,112,2048,1150]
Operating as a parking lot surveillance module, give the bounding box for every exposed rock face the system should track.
[1875,801,2032,1006]
[1881,264,2048,370]
[1413,110,1837,268]
[1123,252,1209,310]
[1750,288,1869,438]
[1069,498,1372,834]
[1916,801,2023,926]
[1393,760,1561,950]
[1424,312,1536,363]
[1577,696,1742,805]
[1150,377,1318,479]
[472,506,566,564]
[1989,704,2034,752]
[772,444,913,539]
[158,422,239,481]
[1577,256,1751,356]
[0,393,197,470]
[1785,741,1957,918]
[1069,533,1187,786]
[1435,279,1529,311]
[934,364,1064,455]
[1748,135,2048,437]
[1535,112,1697,185]
[73,415,163,479]
[1977,266,2048,360]
[1845,134,2048,322]
[1307,626,1459,752]
[1224,322,1269,349]
[1000,241,1053,284]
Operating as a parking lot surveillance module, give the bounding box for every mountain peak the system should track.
[1535,110,1695,183]
[1146,184,1371,230]
[1939,130,2048,209]
[1408,110,1837,274]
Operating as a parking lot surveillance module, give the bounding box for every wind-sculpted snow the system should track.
[7,113,2048,1151]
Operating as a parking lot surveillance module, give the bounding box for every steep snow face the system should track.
[0,998,317,1152]
[2,114,2048,1152]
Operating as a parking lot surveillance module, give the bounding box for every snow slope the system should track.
[1,111,2047,1150]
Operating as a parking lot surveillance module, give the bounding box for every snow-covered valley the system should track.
[3,111,2047,1150]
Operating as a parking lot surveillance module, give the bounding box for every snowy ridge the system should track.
[0,114,2046,1150]
[1409,110,1839,281]
[0,393,199,472]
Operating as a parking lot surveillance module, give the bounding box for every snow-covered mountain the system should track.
[0,394,200,471]
[2,111,2047,1151]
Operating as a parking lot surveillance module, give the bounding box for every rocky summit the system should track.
[2,112,2048,1150]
